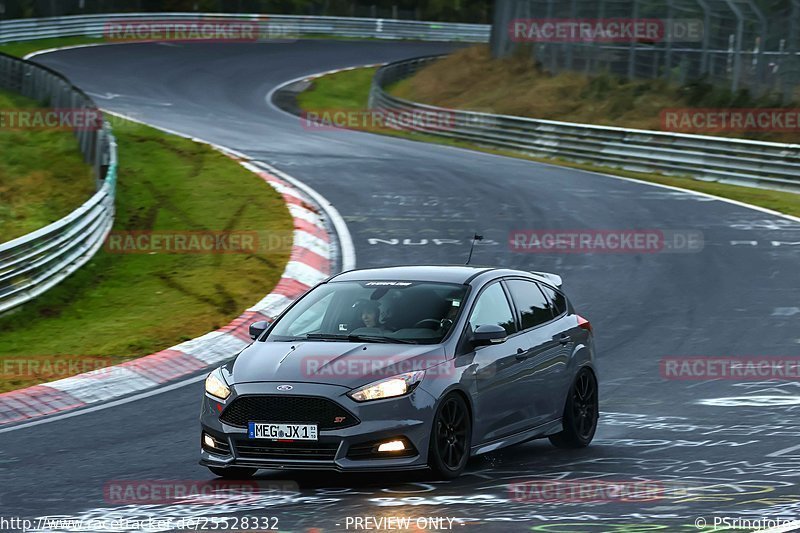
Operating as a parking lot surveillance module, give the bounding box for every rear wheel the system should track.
[549,368,598,449]
[428,393,471,479]
[208,466,258,479]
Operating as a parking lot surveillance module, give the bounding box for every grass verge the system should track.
[296,67,800,217]
[392,45,800,144]
[0,89,95,242]
[0,119,293,392]
[0,40,293,393]
[0,36,105,59]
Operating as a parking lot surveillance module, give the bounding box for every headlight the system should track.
[205,368,230,400]
[348,370,425,402]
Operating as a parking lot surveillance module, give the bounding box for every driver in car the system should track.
[360,300,381,328]
[353,299,393,332]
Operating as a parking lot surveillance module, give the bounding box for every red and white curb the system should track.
[0,151,337,427]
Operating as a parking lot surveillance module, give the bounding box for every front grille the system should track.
[220,395,359,430]
[234,440,340,461]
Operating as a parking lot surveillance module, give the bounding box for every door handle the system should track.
[516,348,529,360]
[558,335,571,345]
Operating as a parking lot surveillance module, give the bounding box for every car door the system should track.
[536,281,576,413]
[462,281,532,444]
[504,278,571,426]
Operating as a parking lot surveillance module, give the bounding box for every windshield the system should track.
[267,280,468,344]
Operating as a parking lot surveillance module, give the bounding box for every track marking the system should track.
[756,519,800,533]
[23,42,132,61]
[252,161,355,271]
[0,374,205,434]
[767,442,800,457]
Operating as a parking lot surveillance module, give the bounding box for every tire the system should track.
[549,367,599,449]
[428,393,472,480]
[208,466,258,479]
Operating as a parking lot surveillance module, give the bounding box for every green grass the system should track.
[0,36,105,59]
[298,66,374,110]
[392,45,800,144]
[0,38,293,392]
[297,67,800,217]
[0,89,95,242]
[0,119,293,392]
[0,38,292,392]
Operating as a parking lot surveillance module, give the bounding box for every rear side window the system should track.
[539,284,567,317]
[506,279,552,330]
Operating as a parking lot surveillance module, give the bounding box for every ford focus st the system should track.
[199,266,598,479]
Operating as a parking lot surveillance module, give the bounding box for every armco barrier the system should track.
[0,51,116,314]
[368,56,800,192]
[0,13,489,44]
[0,13,482,313]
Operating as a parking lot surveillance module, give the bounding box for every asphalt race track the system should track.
[2,39,800,532]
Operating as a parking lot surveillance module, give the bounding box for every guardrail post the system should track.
[664,0,675,81]
[783,0,800,104]
[628,0,640,79]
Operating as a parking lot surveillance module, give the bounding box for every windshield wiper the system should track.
[348,334,418,344]
[304,333,417,344]
[304,333,351,341]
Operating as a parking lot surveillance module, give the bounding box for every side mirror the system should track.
[249,320,270,340]
[471,324,508,346]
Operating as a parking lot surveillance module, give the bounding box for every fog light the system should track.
[203,434,216,448]
[378,439,406,452]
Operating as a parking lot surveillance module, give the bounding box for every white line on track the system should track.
[23,42,132,60]
[0,374,206,434]
[252,161,356,271]
[767,442,800,457]
[755,519,800,533]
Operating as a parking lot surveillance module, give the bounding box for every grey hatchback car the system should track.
[200,265,598,479]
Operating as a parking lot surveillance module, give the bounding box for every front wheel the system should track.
[428,393,472,480]
[549,367,598,449]
[208,466,258,479]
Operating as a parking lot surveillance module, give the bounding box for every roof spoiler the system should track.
[530,271,563,290]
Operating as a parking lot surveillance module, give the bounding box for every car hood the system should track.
[230,341,447,389]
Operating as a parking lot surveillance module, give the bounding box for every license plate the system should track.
[247,422,318,441]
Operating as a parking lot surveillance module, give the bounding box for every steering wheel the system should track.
[414,319,442,330]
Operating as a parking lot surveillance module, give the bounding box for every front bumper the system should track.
[199,381,437,472]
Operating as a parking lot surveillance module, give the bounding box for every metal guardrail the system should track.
[0,51,116,314]
[0,13,489,44]
[369,56,800,192]
[0,13,794,315]
[0,12,484,314]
